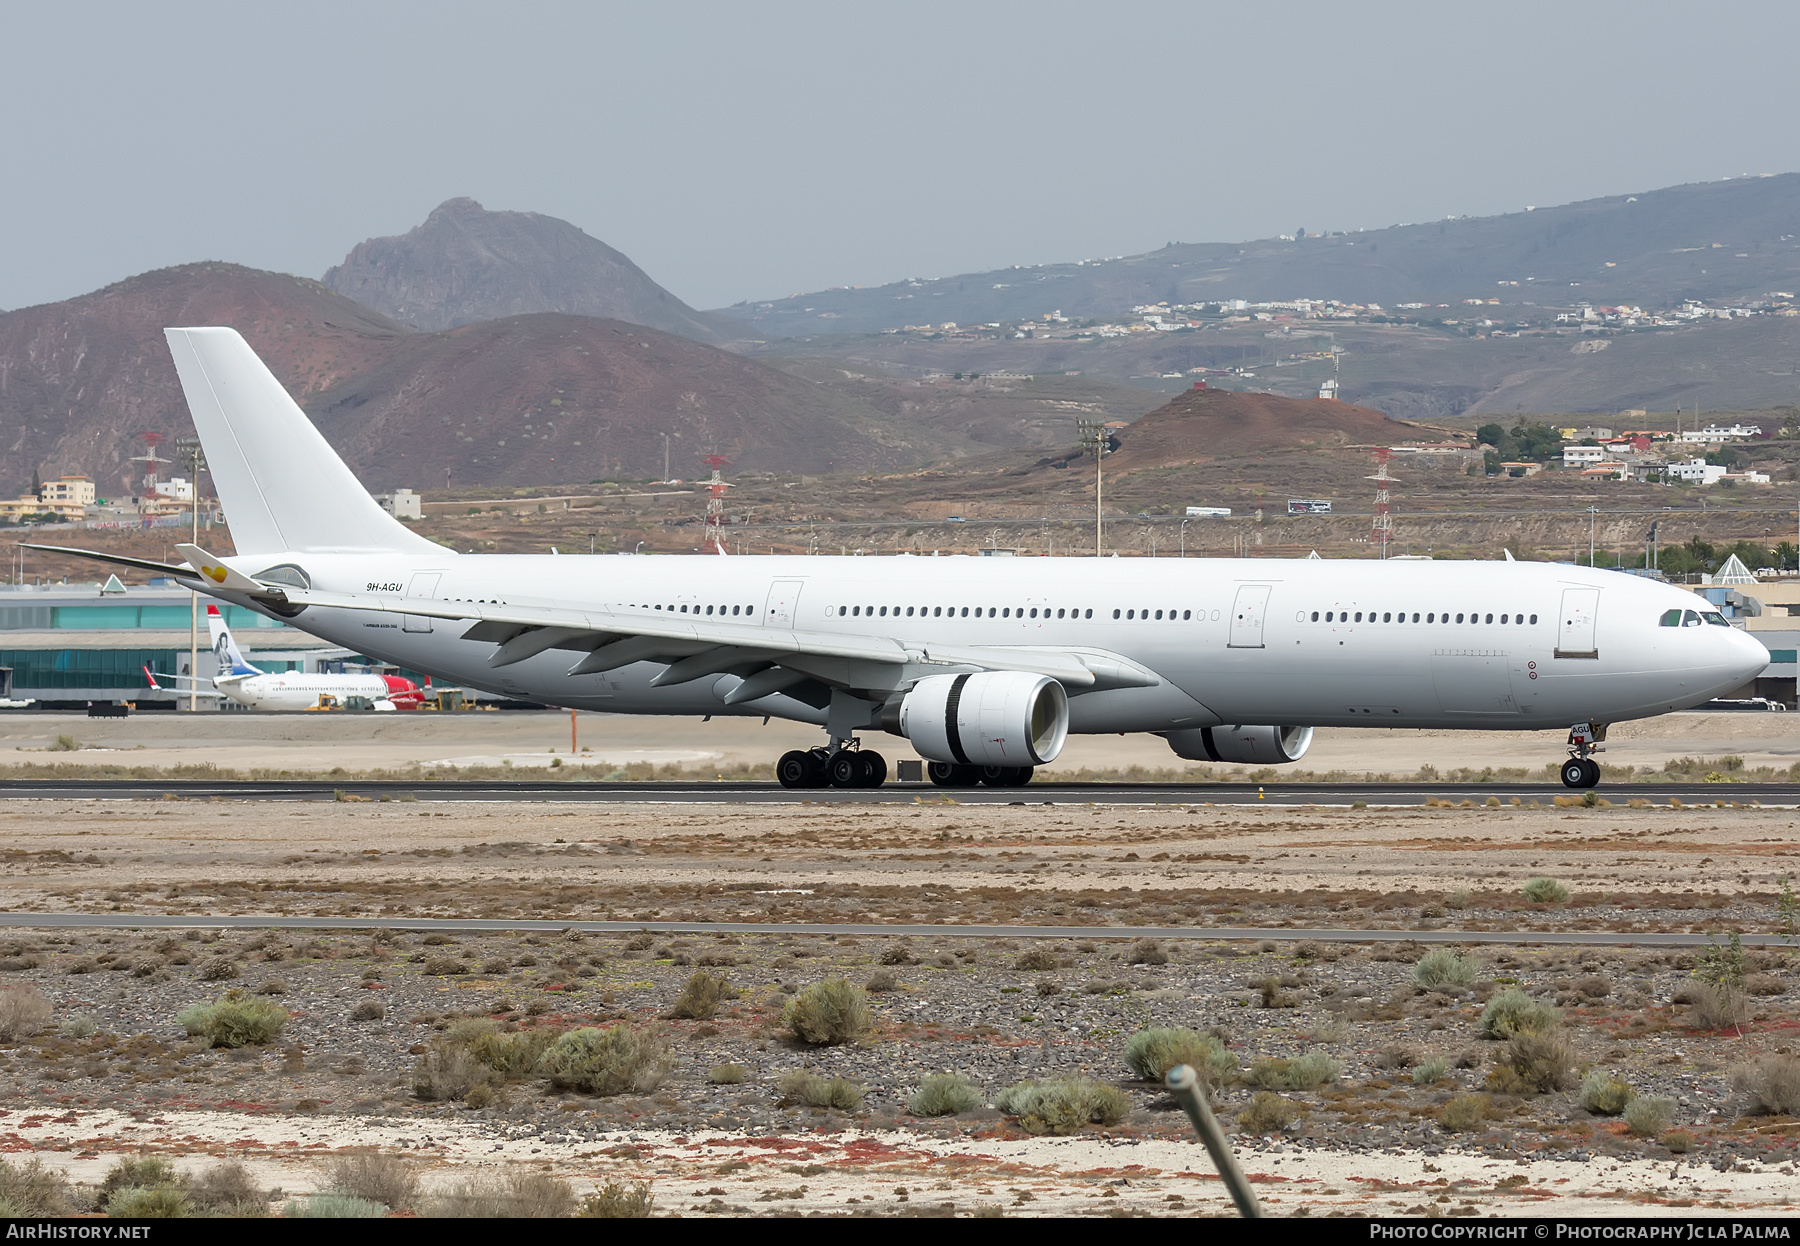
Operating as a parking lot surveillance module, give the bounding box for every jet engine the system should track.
[896,671,1069,767]
[1164,724,1314,765]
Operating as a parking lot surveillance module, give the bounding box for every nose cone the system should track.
[1729,627,1772,682]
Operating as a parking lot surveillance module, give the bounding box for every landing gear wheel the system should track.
[777,750,815,790]
[979,766,1033,787]
[1559,759,1588,789]
[826,751,863,789]
[928,761,982,788]
[1581,758,1601,788]
[862,751,888,788]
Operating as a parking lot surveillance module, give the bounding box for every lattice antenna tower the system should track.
[131,430,170,495]
[1368,447,1397,558]
[702,454,732,553]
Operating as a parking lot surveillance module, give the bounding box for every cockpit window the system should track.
[1703,611,1730,627]
[1659,609,1682,627]
[1683,610,1703,627]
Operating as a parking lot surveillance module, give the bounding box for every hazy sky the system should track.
[6,1,1800,314]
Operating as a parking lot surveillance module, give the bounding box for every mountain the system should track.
[0,262,918,500]
[718,175,1800,336]
[323,198,751,345]
[1106,386,1430,472]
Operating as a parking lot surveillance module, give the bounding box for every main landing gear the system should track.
[1559,722,1606,789]
[776,744,888,789]
[928,762,1034,788]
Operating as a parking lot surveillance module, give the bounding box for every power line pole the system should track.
[1078,419,1120,556]
[176,437,206,712]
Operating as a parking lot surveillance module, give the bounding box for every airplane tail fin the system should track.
[206,604,261,676]
[163,327,445,558]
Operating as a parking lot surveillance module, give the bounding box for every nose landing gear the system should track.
[1560,722,1606,789]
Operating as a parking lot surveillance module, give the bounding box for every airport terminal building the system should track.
[0,581,350,709]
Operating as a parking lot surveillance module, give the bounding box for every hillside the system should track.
[1106,386,1432,472]
[0,263,921,499]
[323,198,750,346]
[720,174,1800,335]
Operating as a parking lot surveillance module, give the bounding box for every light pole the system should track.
[1180,519,1189,557]
[634,541,645,555]
[588,531,597,555]
[1588,506,1598,567]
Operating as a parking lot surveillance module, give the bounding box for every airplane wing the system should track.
[272,585,1157,697]
[143,666,226,696]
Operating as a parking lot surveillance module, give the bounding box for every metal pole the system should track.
[570,709,577,756]
[1589,507,1597,568]
[1095,431,1103,557]
[1164,1065,1262,1217]
[1180,519,1188,557]
[189,448,200,713]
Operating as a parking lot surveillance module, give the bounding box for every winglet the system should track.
[143,665,163,690]
[175,544,267,594]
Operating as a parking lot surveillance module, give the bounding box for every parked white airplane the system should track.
[144,604,425,711]
[32,328,1768,789]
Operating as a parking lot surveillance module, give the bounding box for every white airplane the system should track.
[143,603,425,711]
[31,327,1768,789]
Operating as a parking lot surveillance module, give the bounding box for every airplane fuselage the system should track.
[220,552,1768,736]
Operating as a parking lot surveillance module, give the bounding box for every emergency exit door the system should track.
[403,572,442,633]
[1555,587,1599,659]
[1227,584,1271,648]
[764,580,804,629]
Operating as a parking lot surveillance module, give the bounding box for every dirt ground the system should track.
[0,795,1792,1215]
[4,708,1799,780]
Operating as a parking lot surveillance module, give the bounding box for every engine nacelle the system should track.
[1164,724,1314,765]
[897,671,1069,767]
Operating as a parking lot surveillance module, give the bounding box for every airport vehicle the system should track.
[1287,499,1332,515]
[33,329,1768,791]
[144,604,424,711]
[1186,507,1231,517]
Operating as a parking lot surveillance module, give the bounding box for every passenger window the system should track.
[1311,611,1320,622]
[1325,611,1333,622]
[746,606,753,616]
[1003,608,1010,618]
[961,607,969,617]
[1382,612,1390,623]
[1057,608,1065,619]
[1484,613,1493,624]
[1127,609,1135,619]
[1659,609,1682,627]
[680,605,688,613]
[1455,613,1464,623]
[1153,609,1162,620]
[1085,609,1092,619]
[933,607,942,617]
[1112,609,1120,619]
[1411,612,1420,622]
[838,606,846,616]
[1183,610,1191,620]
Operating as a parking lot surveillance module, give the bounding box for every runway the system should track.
[0,912,1775,946]
[0,777,1790,805]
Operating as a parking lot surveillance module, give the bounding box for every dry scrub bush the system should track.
[908,1073,982,1116]
[1124,1027,1236,1086]
[778,1069,864,1110]
[1485,1029,1577,1094]
[423,957,468,976]
[995,1076,1130,1135]
[285,1193,385,1218]
[878,945,914,966]
[328,1154,419,1212]
[176,993,287,1048]
[1662,1128,1696,1153]
[1478,989,1560,1039]
[188,1162,266,1217]
[1013,948,1063,972]
[1625,1095,1677,1137]
[864,969,900,993]
[59,1014,96,1040]
[1522,877,1572,904]
[1579,1071,1636,1115]
[1687,982,1750,1031]
[1412,949,1482,990]
[0,987,52,1041]
[668,971,731,1020]
[782,977,871,1045]
[579,1180,654,1218]
[538,1025,673,1096]
[351,998,385,1022]
[1237,1092,1302,1134]
[1733,1054,1800,1115]
[198,957,240,982]
[0,1158,73,1217]
[106,1186,194,1218]
[1412,1057,1450,1086]
[1126,939,1168,966]
[708,1064,745,1085]
[411,1043,501,1102]
[1437,1094,1492,1132]
[1247,1052,1340,1091]
[427,1170,576,1218]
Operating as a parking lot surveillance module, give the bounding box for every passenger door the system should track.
[764,579,804,629]
[1227,584,1271,648]
[1555,588,1600,659]
[402,572,442,633]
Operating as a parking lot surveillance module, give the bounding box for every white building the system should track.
[1318,378,1338,400]
[1679,424,1764,442]
[1562,446,1608,467]
[378,488,422,520]
[1666,457,1728,485]
[153,476,194,502]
